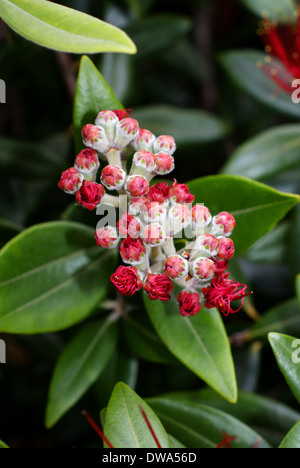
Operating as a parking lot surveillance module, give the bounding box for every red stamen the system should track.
[203,273,252,317]
[139,406,162,448]
[81,410,114,448]
[113,108,133,120]
[216,430,237,449]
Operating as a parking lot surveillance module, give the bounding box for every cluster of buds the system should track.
[58,109,251,318]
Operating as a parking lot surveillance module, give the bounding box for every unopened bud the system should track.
[74,149,100,178]
[153,135,176,155]
[125,175,150,198]
[95,226,119,249]
[133,128,156,152]
[95,110,119,146]
[82,124,109,154]
[192,257,215,282]
[58,167,83,195]
[155,152,175,175]
[120,236,146,265]
[217,237,235,260]
[165,255,188,279]
[192,234,220,259]
[132,150,157,174]
[211,211,236,237]
[114,118,139,149]
[141,223,166,247]
[100,164,126,191]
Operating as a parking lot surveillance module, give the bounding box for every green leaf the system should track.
[126,14,191,59]
[222,125,300,182]
[103,382,174,448]
[124,310,178,364]
[245,223,289,265]
[188,175,299,254]
[0,221,117,333]
[269,333,300,404]
[0,0,136,54]
[279,420,300,448]
[46,318,118,428]
[248,299,300,342]
[219,50,300,119]
[133,105,229,146]
[166,388,300,447]
[146,396,271,448]
[0,440,9,448]
[238,0,297,21]
[100,53,133,104]
[73,56,123,152]
[144,291,237,403]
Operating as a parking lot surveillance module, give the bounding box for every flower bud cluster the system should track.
[58,109,250,317]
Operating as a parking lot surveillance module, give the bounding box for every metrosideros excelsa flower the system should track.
[177,290,201,317]
[58,107,251,319]
[144,274,173,301]
[111,265,143,296]
[76,180,105,210]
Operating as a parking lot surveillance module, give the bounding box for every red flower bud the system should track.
[193,234,220,258]
[133,150,156,173]
[117,213,141,238]
[143,202,167,223]
[155,152,175,175]
[95,110,119,145]
[112,109,132,120]
[133,128,156,152]
[95,226,119,249]
[128,196,149,216]
[74,149,100,175]
[114,118,139,149]
[125,175,150,198]
[177,290,201,317]
[144,273,173,302]
[147,182,170,204]
[120,236,146,265]
[100,164,126,191]
[212,212,236,237]
[165,255,188,279]
[58,167,83,194]
[111,265,143,296]
[169,181,195,204]
[192,257,215,281]
[141,223,166,247]
[192,205,212,229]
[217,237,235,261]
[76,180,105,210]
[153,135,176,155]
[82,124,109,154]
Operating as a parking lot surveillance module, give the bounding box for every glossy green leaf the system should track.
[124,310,178,364]
[269,333,300,403]
[133,105,229,146]
[239,0,297,21]
[104,382,174,448]
[248,299,300,342]
[0,0,136,54]
[127,14,191,59]
[167,388,300,447]
[168,435,186,448]
[279,420,300,448]
[147,396,271,448]
[188,175,299,254]
[0,440,9,448]
[144,292,237,403]
[46,318,118,428]
[73,56,123,152]
[222,125,300,181]
[0,221,116,333]
[219,50,300,119]
[245,223,289,264]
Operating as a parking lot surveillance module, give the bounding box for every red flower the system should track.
[169,180,195,204]
[147,182,170,204]
[112,108,132,120]
[259,18,300,92]
[58,167,83,194]
[217,237,235,261]
[144,274,173,301]
[120,236,146,265]
[214,260,229,277]
[111,265,143,296]
[203,273,252,317]
[117,213,141,238]
[76,180,105,210]
[177,290,201,317]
